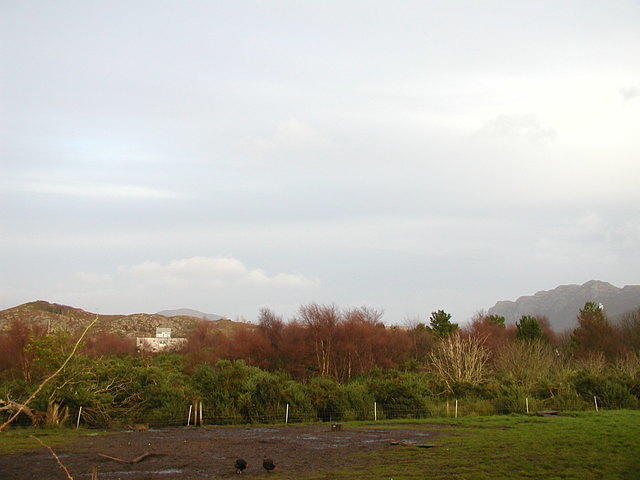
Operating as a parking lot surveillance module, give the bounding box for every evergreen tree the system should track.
[485,314,506,328]
[516,315,542,340]
[429,310,458,337]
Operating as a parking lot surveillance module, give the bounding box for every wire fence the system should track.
[2,395,613,430]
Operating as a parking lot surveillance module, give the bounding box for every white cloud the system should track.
[74,272,113,283]
[16,256,321,318]
[478,114,557,143]
[259,118,329,152]
[10,182,183,200]
[117,256,320,289]
[620,85,640,101]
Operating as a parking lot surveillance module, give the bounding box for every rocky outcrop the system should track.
[487,280,640,330]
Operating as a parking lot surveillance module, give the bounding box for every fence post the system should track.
[525,397,529,414]
[594,396,599,412]
[76,406,83,429]
[187,404,192,426]
[285,403,289,424]
[199,401,203,426]
[455,399,458,419]
[446,401,449,417]
[374,402,377,421]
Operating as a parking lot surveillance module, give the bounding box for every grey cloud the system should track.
[1,0,639,322]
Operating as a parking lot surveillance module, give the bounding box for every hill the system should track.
[487,280,640,330]
[156,308,224,321]
[0,301,254,338]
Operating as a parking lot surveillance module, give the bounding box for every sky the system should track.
[1,0,639,324]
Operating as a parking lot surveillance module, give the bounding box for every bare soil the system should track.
[0,424,446,480]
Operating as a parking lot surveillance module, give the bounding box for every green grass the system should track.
[0,427,98,455]
[260,411,640,480]
[2,412,639,479]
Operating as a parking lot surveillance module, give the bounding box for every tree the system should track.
[485,314,506,328]
[429,333,489,394]
[466,313,514,356]
[494,339,555,389]
[298,303,341,376]
[429,310,458,337]
[406,322,435,362]
[0,319,47,382]
[619,308,640,351]
[572,302,623,360]
[516,315,542,341]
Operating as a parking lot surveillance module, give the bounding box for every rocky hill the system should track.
[487,280,640,330]
[0,301,254,338]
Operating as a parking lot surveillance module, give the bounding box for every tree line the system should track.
[0,302,638,427]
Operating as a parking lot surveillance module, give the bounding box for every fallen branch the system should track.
[97,452,155,464]
[535,410,561,417]
[0,399,45,425]
[31,435,74,480]
[0,316,99,432]
[389,441,440,448]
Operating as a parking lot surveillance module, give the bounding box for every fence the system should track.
[2,395,610,430]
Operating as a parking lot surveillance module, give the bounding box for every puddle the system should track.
[92,470,182,477]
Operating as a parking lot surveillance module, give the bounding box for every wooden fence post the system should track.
[285,403,289,424]
[455,399,458,419]
[526,397,529,414]
[594,396,599,412]
[187,405,192,426]
[76,406,83,429]
[374,402,377,421]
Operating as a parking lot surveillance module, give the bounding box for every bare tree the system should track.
[297,303,341,376]
[429,333,489,394]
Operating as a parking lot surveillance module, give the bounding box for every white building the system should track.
[136,327,187,352]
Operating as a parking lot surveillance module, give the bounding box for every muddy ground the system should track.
[0,424,446,480]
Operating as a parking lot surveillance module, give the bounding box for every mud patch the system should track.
[0,424,446,479]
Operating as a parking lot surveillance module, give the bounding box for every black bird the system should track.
[235,458,247,474]
[262,457,276,473]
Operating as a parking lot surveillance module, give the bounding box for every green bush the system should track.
[493,389,527,414]
[366,370,431,418]
[574,372,639,409]
[305,376,347,421]
[341,381,374,420]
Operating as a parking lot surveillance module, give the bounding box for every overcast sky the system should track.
[1,1,639,324]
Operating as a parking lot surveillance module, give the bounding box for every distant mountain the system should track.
[487,280,640,330]
[156,308,225,321]
[0,301,253,337]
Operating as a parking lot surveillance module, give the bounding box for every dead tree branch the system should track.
[30,435,74,480]
[98,452,155,464]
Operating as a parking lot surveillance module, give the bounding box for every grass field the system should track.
[0,427,98,455]
[272,411,640,480]
[0,411,638,479]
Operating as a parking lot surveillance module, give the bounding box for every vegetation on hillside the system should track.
[0,301,253,338]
